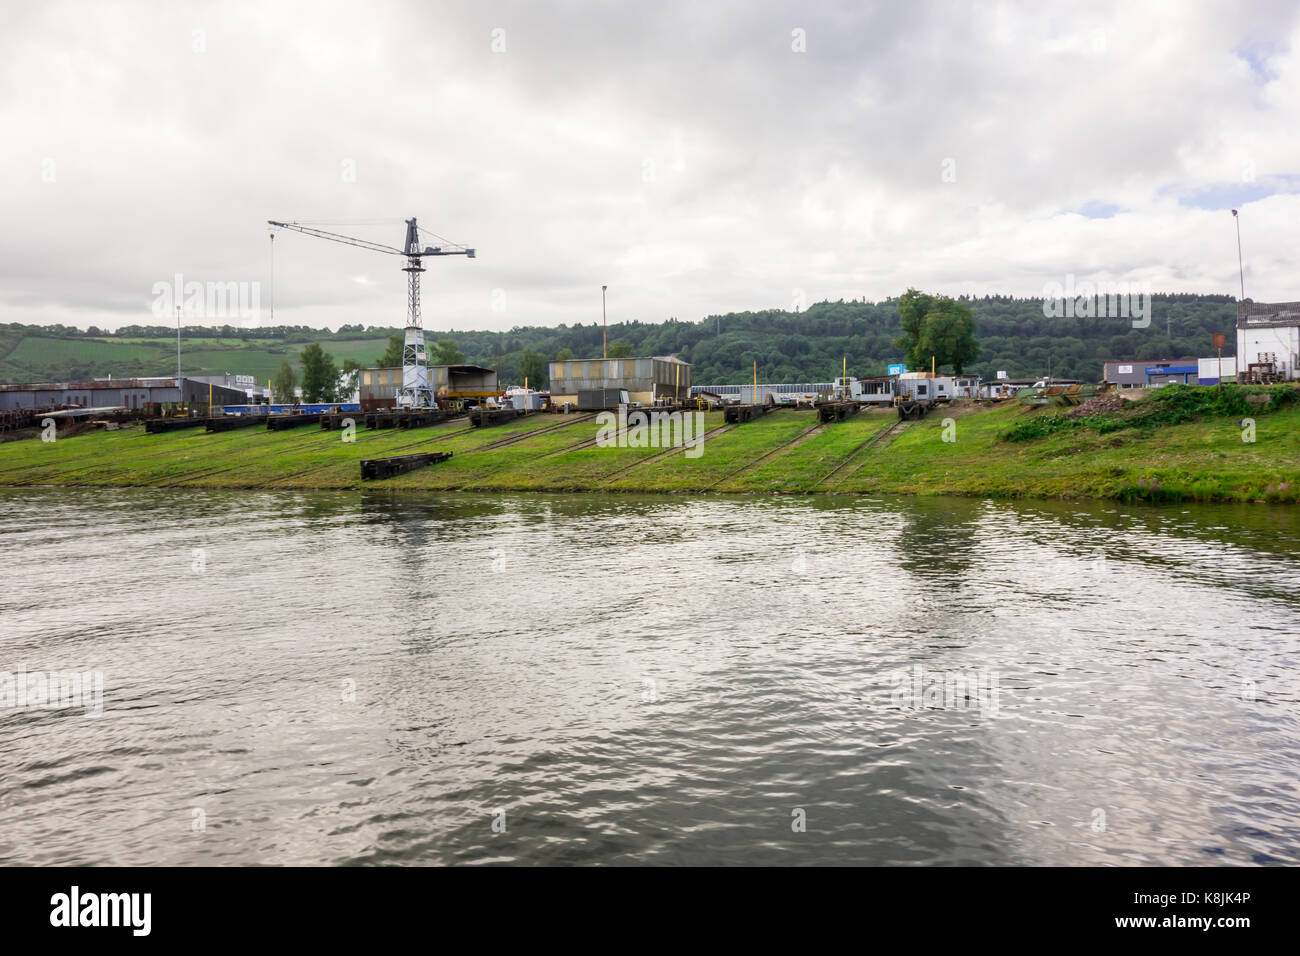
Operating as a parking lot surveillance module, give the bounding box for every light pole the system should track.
[175,306,182,413]
[602,285,608,359]
[269,229,276,324]
[1231,209,1246,303]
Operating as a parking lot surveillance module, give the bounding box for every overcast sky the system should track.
[3,0,1298,333]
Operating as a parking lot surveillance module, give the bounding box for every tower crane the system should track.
[267,219,475,408]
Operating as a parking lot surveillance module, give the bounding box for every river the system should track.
[1,488,1297,865]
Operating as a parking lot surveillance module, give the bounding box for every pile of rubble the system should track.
[1067,391,1128,419]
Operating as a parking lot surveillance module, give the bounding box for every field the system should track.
[0,334,392,384]
[2,392,1297,502]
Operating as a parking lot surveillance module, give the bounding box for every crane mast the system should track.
[267,218,475,408]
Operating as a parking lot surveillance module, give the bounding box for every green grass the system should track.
[1,396,1297,502]
[3,336,165,368]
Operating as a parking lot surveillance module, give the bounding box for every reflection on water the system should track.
[1,488,1297,865]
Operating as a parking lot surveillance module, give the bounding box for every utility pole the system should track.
[175,306,182,387]
[602,285,608,359]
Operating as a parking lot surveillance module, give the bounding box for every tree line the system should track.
[5,291,1241,390]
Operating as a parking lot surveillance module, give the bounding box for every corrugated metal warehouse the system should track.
[547,356,691,406]
[359,364,499,409]
[1237,301,1300,382]
[0,377,247,411]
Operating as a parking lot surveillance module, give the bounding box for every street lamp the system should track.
[602,285,608,359]
[1231,209,1245,303]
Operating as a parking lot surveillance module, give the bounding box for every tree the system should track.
[893,288,935,366]
[299,342,340,402]
[518,347,547,388]
[914,300,981,374]
[271,359,298,403]
[894,289,979,373]
[378,334,403,367]
[340,358,363,399]
[555,347,573,362]
[429,339,465,366]
[608,340,634,357]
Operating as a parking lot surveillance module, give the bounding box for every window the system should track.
[553,363,565,379]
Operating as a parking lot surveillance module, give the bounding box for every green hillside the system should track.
[0,329,394,385]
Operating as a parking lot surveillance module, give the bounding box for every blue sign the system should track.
[887,364,907,376]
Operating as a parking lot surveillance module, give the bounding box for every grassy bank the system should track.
[1,390,1297,502]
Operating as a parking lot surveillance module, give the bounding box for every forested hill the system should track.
[1,293,1238,387]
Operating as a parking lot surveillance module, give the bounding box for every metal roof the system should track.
[39,406,129,417]
[0,378,180,391]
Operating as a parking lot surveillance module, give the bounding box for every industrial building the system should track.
[1102,357,1253,388]
[0,377,247,411]
[547,356,691,407]
[185,373,268,401]
[1237,300,1300,382]
[691,372,982,405]
[1196,356,1238,386]
[894,372,981,401]
[978,376,1049,399]
[359,364,499,410]
[691,381,836,404]
[1103,359,1203,388]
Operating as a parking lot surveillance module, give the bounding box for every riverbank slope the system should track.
[1,390,1296,502]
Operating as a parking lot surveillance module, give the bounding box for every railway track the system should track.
[593,423,736,483]
[701,423,826,490]
[461,414,597,453]
[524,413,668,459]
[813,419,910,491]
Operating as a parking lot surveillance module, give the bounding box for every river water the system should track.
[1,488,1297,866]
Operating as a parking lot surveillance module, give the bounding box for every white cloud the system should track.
[1,0,1298,333]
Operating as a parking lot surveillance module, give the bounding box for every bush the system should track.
[1001,384,1296,442]
[1001,414,1075,442]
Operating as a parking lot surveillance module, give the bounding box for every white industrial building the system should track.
[1237,301,1300,382]
[1196,356,1238,386]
